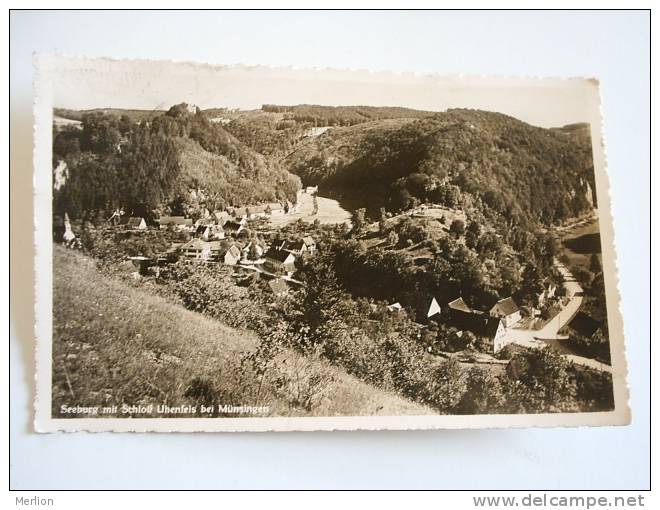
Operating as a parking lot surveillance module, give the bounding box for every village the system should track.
[55,182,608,374]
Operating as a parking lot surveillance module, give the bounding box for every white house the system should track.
[489,297,522,328]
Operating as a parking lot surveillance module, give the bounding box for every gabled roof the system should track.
[264,247,296,264]
[223,221,244,232]
[448,297,472,313]
[427,297,441,318]
[119,216,145,227]
[451,313,503,340]
[302,236,315,246]
[567,312,601,338]
[490,297,520,316]
[214,240,242,257]
[181,239,210,251]
[479,317,504,338]
[196,224,210,235]
[282,240,305,252]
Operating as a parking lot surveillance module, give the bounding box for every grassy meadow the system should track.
[52,246,430,418]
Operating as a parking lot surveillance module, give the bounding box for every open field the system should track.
[267,192,353,227]
[559,216,601,273]
[52,246,430,418]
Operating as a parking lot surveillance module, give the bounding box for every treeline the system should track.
[286,109,596,227]
[261,104,434,127]
[54,107,163,123]
[53,104,301,221]
[225,114,310,157]
[303,224,558,322]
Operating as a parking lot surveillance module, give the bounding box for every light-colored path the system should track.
[504,260,611,373]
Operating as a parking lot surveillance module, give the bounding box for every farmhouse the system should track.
[119,216,147,231]
[489,297,522,327]
[181,239,212,261]
[474,316,508,353]
[305,185,318,194]
[277,236,316,256]
[159,216,193,232]
[264,247,296,274]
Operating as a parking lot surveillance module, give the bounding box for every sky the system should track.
[44,56,597,129]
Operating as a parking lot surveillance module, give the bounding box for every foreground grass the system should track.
[52,246,430,418]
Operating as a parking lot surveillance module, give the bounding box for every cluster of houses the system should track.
[383,294,522,354]
[433,296,522,354]
[108,204,317,284]
[383,295,525,354]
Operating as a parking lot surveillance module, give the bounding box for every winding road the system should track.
[503,260,611,373]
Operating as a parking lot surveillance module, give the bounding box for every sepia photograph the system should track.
[33,56,629,432]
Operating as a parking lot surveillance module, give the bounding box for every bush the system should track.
[449,219,466,236]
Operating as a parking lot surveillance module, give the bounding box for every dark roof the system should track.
[282,240,305,252]
[478,317,503,338]
[265,247,295,264]
[567,312,601,338]
[448,297,472,313]
[490,297,520,316]
[223,221,243,232]
[449,313,502,339]
[119,216,144,227]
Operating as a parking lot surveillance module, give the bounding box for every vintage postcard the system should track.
[33,55,629,432]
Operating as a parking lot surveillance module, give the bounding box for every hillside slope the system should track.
[52,246,430,417]
[284,109,595,226]
[52,104,301,220]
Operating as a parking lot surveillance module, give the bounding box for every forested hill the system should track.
[52,103,301,221]
[283,109,596,227]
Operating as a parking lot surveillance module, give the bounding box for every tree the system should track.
[248,243,260,260]
[503,346,579,413]
[455,366,505,414]
[351,208,367,235]
[386,231,399,247]
[449,219,465,236]
[589,253,602,274]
